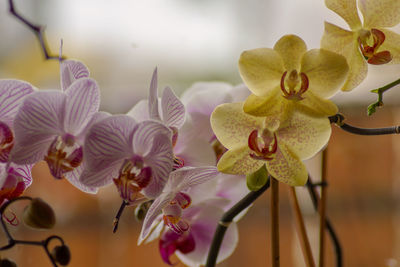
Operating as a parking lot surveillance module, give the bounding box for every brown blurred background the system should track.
[1,0,400,266]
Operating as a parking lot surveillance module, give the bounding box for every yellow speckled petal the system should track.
[380,29,400,64]
[267,143,308,186]
[301,49,349,99]
[239,48,284,96]
[321,22,355,56]
[341,42,368,91]
[277,112,331,160]
[297,91,338,116]
[243,87,282,116]
[359,0,400,28]
[211,102,264,149]
[217,146,264,175]
[273,35,307,71]
[325,0,362,30]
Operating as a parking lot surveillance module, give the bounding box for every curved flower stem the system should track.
[367,77,400,116]
[8,0,65,61]
[113,200,128,233]
[329,114,400,135]
[205,177,271,267]
[306,178,342,267]
[0,197,66,267]
[270,177,280,267]
[289,187,315,267]
[319,148,328,267]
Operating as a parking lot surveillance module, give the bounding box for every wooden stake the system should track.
[319,148,328,267]
[290,187,316,267]
[270,177,280,267]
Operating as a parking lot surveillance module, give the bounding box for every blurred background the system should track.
[1,0,400,266]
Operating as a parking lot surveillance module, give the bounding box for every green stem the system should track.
[367,77,400,116]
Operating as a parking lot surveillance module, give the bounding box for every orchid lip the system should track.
[358,28,392,65]
[280,70,309,101]
[248,129,278,161]
[0,122,14,163]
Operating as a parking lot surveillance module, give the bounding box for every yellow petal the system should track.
[277,112,331,160]
[341,42,368,91]
[238,48,284,96]
[217,146,264,175]
[267,143,308,186]
[273,35,307,71]
[211,102,264,149]
[243,88,283,117]
[325,0,362,30]
[380,29,400,64]
[301,49,349,99]
[359,0,400,28]
[297,91,339,116]
[321,22,355,56]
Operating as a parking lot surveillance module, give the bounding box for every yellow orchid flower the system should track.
[239,35,349,120]
[321,0,400,91]
[210,102,331,186]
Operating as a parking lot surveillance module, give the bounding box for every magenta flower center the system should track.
[248,129,278,161]
[113,157,152,204]
[0,122,14,163]
[44,135,83,180]
[280,70,309,101]
[0,167,26,205]
[162,192,192,234]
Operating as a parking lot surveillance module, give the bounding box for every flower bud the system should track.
[0,258,17,267]
[246,164,268,191]
[23,198,56,229]
[51,245,71,266]
[134,200,153,222]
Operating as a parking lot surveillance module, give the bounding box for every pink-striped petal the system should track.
[142,133,173,198]
[84,115,137,171]
[165,167,219,193]
[79,161,121,188]
[60,60,90,91]
[132,120,171,156]
[76,111,111,143]
[64,78,100,135]
[161,87,185,128]
[0,80,34,125]
[148,68,161,121]
[65,164,98,193]
[139,192,175,245]
[127,100,150,122]
[7,162,33,188]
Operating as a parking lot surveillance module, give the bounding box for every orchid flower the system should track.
[211,102,331,186]
[0,162,33,205]
[138,166,219,244]
[159,201,238,267]
[10,60,102,193]
[80,115,173,203]
[321,0,400,91]
[239,35,349,121]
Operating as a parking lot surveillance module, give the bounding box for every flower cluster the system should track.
[1,0,399,266]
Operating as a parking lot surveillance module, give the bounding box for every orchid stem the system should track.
[270,177,280,267]
[289,187,315,267]
[329,114,400,135]
[8,0,65,60]
[205,177,271,267]
[319,148,328,267]
[367,77,400,115]
[306,178,342,267]
[113,200,128,233]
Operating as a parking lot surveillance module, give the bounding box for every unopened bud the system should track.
[51,245,71,266]
[246,164,268,191]
[23,198,56,229]
[134,200,153,222]
[0,258,17,267]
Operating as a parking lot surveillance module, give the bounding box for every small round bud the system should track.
[51,245,71,266]
[0,258,17,267]
[23,198,56,229]
[246,164,269,191]
[134,200,153,222]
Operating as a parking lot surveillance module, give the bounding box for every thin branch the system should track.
[306,178,342,267]
[113,200,128,233]
[8,0,65,60]
[329,114,400,135]
[367,77,400,116]
[270,177,280,267]
[205,177,271,267]
[319,148,328,267]
[289,187,315,267]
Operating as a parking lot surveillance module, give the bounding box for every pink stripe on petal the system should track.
[166,167,219,193]
[65,164,98,193]
[10,136,53,164]
[64,78,100,135]
[60,60,90,91]
[161,87,185,129]
[84,115,136,170]
[148,68,161,121]
[79,162,120,188]
[0,80,34,121]
[132,120,171,155]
